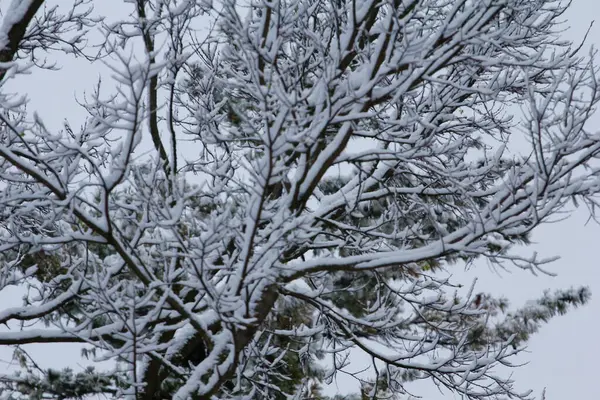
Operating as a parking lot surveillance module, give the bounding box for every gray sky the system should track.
[1,0,599,399]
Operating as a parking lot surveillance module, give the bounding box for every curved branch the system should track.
[0,0,45,82]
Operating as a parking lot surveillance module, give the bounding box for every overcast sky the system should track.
[1,0,600,399]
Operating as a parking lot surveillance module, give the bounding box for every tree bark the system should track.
[0,0,45,82]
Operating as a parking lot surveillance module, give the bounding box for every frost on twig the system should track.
[0,0,598,399]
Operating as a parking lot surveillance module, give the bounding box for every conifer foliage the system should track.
[0,0,597,398]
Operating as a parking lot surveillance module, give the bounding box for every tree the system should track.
[0,0,597,398]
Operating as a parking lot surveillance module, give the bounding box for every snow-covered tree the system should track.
[0,0,597,399]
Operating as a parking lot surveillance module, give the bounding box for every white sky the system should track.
[0,0,599,399]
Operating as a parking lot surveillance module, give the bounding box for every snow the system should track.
[0,0,36,51]
[0,0,597,398]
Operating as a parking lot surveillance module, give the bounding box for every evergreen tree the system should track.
[0,0,597,399]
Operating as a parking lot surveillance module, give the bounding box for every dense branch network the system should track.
[0,0,597,399]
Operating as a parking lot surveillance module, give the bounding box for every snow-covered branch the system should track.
[0,0,597,399]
